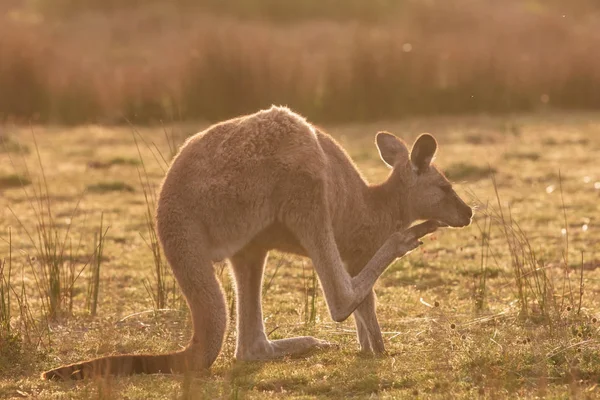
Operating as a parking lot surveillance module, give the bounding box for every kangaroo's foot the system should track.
[236,336,331,361]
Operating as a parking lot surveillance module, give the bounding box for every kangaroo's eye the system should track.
[441,186,453,193]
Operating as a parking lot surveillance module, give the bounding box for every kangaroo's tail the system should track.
[41,350,193,380]
[42,188,229,381]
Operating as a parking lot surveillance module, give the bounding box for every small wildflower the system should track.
[450,323,456,330]
[592,317,597,323]
[567,306,572,312]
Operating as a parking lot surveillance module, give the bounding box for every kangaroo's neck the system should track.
[364,171,412,233]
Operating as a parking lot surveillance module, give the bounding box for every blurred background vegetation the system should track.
[1,0,599,124]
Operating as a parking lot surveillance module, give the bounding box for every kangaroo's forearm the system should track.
[351,238,399,297]
[336,234,413,320]
[343,221,439,318]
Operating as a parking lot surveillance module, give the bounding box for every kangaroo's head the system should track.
[376,132,473,228]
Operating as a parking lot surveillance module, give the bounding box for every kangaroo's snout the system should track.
[455,203,473,227]
[440,196,473,228]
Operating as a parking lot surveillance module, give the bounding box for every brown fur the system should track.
[42,106,472,380]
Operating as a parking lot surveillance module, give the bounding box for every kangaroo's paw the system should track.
[270,336,332,358]
[236,336,332,361]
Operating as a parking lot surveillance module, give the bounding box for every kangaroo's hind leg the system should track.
[158,213,228,372]
[231,245,330,361]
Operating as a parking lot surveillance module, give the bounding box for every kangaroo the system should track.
[42,106,472,380]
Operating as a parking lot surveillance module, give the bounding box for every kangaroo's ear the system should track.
[410,133,437,173]
[375,131,409,168]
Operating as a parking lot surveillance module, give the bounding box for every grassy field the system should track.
[1,112,600,398]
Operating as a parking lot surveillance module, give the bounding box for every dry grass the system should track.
[1,112,600,398]
[1,1,600,124]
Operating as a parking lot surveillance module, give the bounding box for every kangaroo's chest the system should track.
[249,221,387,273]
[251,222,308,257]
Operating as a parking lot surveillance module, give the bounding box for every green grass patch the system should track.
[109,157,141,166]
[88,157,141,169]
[444,163,495,181]
[504,151,541,161]
[87,181,135,193]
[0,174,31,189]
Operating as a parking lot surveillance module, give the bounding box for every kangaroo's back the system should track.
[158,106,364,261]
[166,106,327,187]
